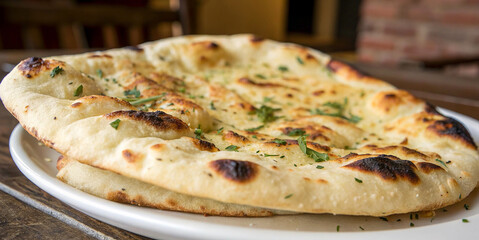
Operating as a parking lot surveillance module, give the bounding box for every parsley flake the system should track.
[278,65,288,72]
[273,139,287,145]
[255,74,266,79]
[225,145,239,152]
[296,56,304,65]
[462,219,469,223]
[410,222,414,227]
[50,66,64,78]
[436,159,447,168]
[73,85,83,97]
[245,125,264,132]
[464,204,469,210]
[316,165,324,169]
[210,101,216,110]
[286,128,306,136]
[297,136,329,162]
[336,225,340,232]
[194,128,202,139]
[264,154,279,157]
[127,94,166,106]
[311,98,362,123]
[110,119,121,129]
[178,87,186,93]
[97,69,103,78]
[124,87,141,98]
[255,105,281,124]
[217,127,224,135]
[355,178,363,183]
[284,193,293,199]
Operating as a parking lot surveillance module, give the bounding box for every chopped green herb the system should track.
[459,194,462,199]
[256,150,260,153]
[355,178,363,183]
[178,87,186,93]
[311,97,362,123]
[127,94,166,106]
[359,226,364,231]
[286,128,306,136]
[462,219,469,223]
[245,125,264,132]
[409,214,412,220]
[436,159,447,168]
[273,139,287,145]
[263,96,274,103]
[410,222,414,227]
[74,85,83,97]
[252,135,258,139]
[225,145,239,152]
[464,204,469,210]
[109,119,121,129]
[264,154,279,157]
[280,155,285,158]
[124,87,141,98]
[210,101,216,110]
[255,74,266,79]
[97,69,103,78]
[217,127,224,135]
[194,128,202,139]
[50,66,64,78]
[296,56,304,65]
[294,164,297,167]
[336,225,340,232]
[415,213,419,219]
[255,105,281,124]
[278,65,289,72]
[297,136,329,162]
[284,193,293,199]
[316,165,324,169]
[112,78,118,83]
[379,217,388,222]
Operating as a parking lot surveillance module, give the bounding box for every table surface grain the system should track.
[0,50,478,239]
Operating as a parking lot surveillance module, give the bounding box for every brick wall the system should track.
[357,0,479,66]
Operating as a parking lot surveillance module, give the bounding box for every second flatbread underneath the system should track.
[56,157,292,217]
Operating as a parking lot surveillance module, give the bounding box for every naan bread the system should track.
[56,156,288,216]
[1,35,478,216]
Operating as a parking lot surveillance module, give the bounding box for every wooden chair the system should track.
[0,0,196,49]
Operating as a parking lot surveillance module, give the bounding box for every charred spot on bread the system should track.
[209,159,257,183]
[18,57,56,78]
[224,131,250,144]
[417,162,444,173]
[237,77,299,90]
[105,110,189,131]
[343,155,419,184]
[122,149,143,163]
[188,137,220,152]
[428,117,477,149]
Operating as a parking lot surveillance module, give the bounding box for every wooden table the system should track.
[0,50,478,239]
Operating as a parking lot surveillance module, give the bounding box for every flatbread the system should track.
[56,156,288,216]
[1,34,478,216]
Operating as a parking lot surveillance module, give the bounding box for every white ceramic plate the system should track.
[9,108,479,240]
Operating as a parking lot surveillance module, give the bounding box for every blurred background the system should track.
[1,0,478,117]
